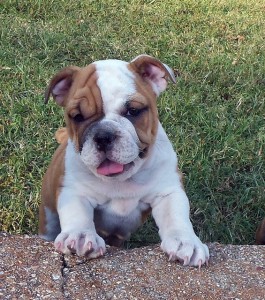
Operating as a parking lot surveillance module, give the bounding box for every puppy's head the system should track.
[45,55,176,181]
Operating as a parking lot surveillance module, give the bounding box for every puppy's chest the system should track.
[94,199,150,246]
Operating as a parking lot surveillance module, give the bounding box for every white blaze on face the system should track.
[94,60,136,115]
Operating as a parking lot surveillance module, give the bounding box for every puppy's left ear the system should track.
[130,54,176,95]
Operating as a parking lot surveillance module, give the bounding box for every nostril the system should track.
[93,131,117,152]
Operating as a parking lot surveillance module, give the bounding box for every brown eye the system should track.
[73,113,85,123]
[127,107,141,117]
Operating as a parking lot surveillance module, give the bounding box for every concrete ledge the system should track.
[0,233,264,299]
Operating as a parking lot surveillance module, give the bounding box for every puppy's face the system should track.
[45,55,175,181]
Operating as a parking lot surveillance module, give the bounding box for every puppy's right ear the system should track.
[44,66,80,106]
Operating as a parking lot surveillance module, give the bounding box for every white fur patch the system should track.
[94,60,136,115]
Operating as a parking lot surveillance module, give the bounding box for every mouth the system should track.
[96,159,134,177]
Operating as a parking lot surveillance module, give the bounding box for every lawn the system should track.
[0,0,264,246]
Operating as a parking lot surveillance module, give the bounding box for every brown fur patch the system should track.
[55,127,68,144]
[127,64,159,152]
[45,64,104,152]
[63,65,103,151]
[39,142,66,235]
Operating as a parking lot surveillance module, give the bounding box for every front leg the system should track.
[54,189,106,258]
[152,189,209,267]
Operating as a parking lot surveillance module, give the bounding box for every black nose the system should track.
[93,131,117,152]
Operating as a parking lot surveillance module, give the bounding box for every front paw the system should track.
[161,235,209,268]
[54,230,106,258]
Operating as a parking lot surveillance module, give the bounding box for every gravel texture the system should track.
[0,233,264,299]
[0,233,63,299]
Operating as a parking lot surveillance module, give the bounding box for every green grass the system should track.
[0,0,264,246]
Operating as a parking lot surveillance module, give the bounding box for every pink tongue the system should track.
[97,160,124,176]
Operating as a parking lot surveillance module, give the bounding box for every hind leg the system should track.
[39,204,61,241]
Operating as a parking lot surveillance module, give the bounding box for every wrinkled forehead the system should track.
[93,60,137,115]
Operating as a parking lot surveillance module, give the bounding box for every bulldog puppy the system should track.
[39,55,209,267]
